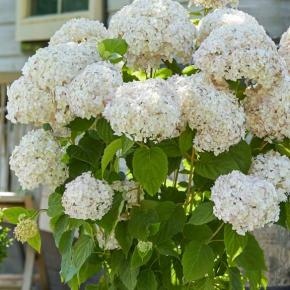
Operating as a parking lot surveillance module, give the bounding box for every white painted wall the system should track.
[0,0,27,73]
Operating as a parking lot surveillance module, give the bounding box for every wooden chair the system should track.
[0,192,49,290]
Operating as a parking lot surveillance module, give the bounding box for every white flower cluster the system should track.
[211,171,283,235]
[250,151,290,197]
[279,26,290,73]
[9,129,68,190]
[6,76,54,126]
[67,62,123,119]
[22,42,100,91]
[49,18,109,46]
[194,24,286,90]
[96,229,120,251]
[197,8,259,45]
[109,0,196,69]
[112,180,144,207]
[171,74,246,155]
[190,0,239,9]
[244,77,290,141]
[103,78,183,142]
[62,172,114,220]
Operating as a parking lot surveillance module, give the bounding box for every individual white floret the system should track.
[279,26,290,73]
[62,172,114,220]
[211,170,283,235]
[244,77,290,141]
[170,74,246,155]
[250,151,290,197]
[9,129,68,191]
[190,0,239,9]
[197,8,260,45]
[66,62,123,119]
[22,42,100,90]
[109,0,196,69]
[49,18,110,46]
[194,24,287,90]
[6,76,54,126]
[112,180,144,207]
[96,229,120,250]
[103,78,184,142]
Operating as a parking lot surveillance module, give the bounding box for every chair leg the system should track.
[22,245,35,290]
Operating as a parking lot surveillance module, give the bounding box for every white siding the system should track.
[0,0,27,73]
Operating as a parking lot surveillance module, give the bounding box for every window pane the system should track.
[31,0,57,16]
[62,0,89,13]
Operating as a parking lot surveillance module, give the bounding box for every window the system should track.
[30,0,89,16]
[16,0,104,41]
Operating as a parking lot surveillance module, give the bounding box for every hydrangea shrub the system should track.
[3,0,290,289]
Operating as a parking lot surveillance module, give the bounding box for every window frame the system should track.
[16,0,104,41]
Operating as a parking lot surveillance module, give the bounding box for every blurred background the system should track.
[0,0,289,289]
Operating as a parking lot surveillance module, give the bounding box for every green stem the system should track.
[185,148,195,208]
[207,223,224,244]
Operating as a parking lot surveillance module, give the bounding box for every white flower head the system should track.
[10,129,68,191]
[49,18,110,46]
[14,219,38,243]
[96,229,120,250]
[244,77,290,141]
[190,0,239,9]
[6,76,54,126]
[112,180,144,207]
[194,24,287,90]
[103,78,184,142]
[22,42,100,90]
[109,0,196,69]
[211,170,282,235]
[67,61,123,119]
[250,151,290,197]
[197,8,260,45]
[62,172,114,220]
[170,74,246,155]
[279,26,290,73]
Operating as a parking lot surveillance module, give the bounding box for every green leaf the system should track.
[154,68,173,79]
[98,192,124,234]
[229,267,243,290]
[182,65,199,76]
[163,59,182,75]
[237,234,266,272]
[121,135,135,155]
[224,224,248,265]
[188,202,216,225]
[133,147,168,196]
[101,138,122,176]
[158,139,181,158]
[53,215,69,247]
[115,221,133,256]
[179,127,194,155]
[72,234,94,272]
[59,231,74,255]
[98,38,128,63]
[137,270,158,290]
[227,79,247,101]
[67,117,95,132]
[183,224,213,242]
[96,117,116,144]
[193,278,215,290]
[27,231,41,253]
[195,141,252,180]
[131,241,153,268]
[119,259,139,290]
[47,192,64,218]
[278,202,290,230]
[182,240,214,281]
[157,240,178,257]
[3,207,36,224]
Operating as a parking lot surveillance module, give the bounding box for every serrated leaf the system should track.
[189,202,216,225]
[3,207,36,224]
[96,117,116,144]
[182,240,214,281]
[67,117,95,132]
[131,242,153,268]
[224,224,248,265]
[137,270,158,290]
[101,138,122,176]
[27,231,41,253]
[133,147,168,195]
[119,259,139,290]
[195,141,252,180]
[237,234,266,272]
[47,192,64,218]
